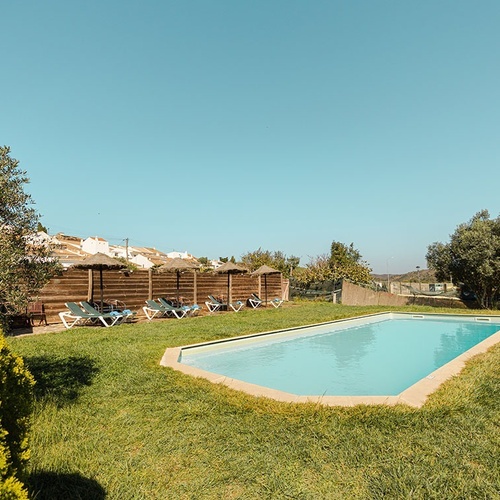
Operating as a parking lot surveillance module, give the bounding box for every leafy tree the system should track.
[330,241,361,267]
[294,241,372,287]
[240,248,300,278]
[114,257,138,271]
[0,146,60,329]
[196,256,213,273]
[426,210,500,309]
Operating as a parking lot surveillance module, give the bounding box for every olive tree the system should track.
[0,146,60,328]
[294,241,372,287]
[240,248,300,278]
[426,210,500,309]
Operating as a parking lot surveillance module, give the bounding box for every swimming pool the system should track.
[160,312,500,407]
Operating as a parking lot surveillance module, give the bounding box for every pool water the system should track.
[180,315,500,396]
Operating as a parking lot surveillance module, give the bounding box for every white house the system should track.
[81,236,110,255]
[210,259,223,269]
[48,233,91,268]
[166,250,196,260]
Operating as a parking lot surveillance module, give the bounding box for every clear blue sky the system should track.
[2,1,500,274]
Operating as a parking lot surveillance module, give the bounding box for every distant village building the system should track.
[39,232,201,270]
[210,259,223,269]
[49,233,91,268]
[165,250,196,261]
[81,236,110,255]
[125,247,171,269]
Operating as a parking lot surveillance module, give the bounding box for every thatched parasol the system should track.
[251,264,281,306]
[158,258,200,304]
[215,261,248,307]
[74,253,126,311]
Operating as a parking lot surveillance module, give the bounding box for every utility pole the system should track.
[125,238,129,262]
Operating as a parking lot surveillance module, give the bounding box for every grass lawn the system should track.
[6,302,500,499]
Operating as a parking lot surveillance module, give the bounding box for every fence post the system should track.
[87,269,93,301]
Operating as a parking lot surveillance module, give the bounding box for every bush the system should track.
[0,333,34,497]
[0,444,29,499]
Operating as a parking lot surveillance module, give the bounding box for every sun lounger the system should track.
[229,301,244,312]
[187,304,202,316]
[59,302,122,329]
[105,299,137,322]
[206,295,243,313]
[251,293,283,308]
[205,295,225,312]
[248,294,262,309]
[80,301,126,324]
[143,299,187,320]
[158,298,201,317]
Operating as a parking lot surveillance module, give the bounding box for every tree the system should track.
[36,222,48,233]
[294,241,372,287]
[240,248,300,278]
[0,146,60,328]
[426,210,500,309]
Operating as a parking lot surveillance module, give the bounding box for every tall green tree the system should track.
[426,210,500,309]
[0,146,60,328]
[240,248,300,278]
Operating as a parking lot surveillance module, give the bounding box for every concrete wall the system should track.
[341,281,471,309]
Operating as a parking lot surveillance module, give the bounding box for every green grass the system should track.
[6,303,500,499]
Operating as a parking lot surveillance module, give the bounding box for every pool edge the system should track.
[160,312,500,408]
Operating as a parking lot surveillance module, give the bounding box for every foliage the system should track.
[0,469,28,500]
[196,256,213,273]
[113,257,138,272]
[0,334,34,498]
[426,210,500,308]
[219,256,236,264]
[6,304,500,499]
[240,248,300,278]
[294,241,372,287]
[0,146,61,329]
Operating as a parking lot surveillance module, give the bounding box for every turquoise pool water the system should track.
[180,315,500,396]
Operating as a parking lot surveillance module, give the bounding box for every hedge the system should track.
[0,333,34,499]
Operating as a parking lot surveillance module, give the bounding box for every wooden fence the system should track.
[37,269,287,323]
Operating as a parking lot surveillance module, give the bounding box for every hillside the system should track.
[371,269,437,283]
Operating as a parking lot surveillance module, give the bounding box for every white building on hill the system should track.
[40,232,198,269]
[166,250,196,260]
[81,236,110,255]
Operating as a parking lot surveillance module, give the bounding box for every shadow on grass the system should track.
[28,471,106,500]
[25,355,99,406]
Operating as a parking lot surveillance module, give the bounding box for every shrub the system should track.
[0,443,29,499]
[0,333,34,497]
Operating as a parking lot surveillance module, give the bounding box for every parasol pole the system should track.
[99,267,104,311]
[88,269,93,302]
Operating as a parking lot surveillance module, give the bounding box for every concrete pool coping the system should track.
[160,312,500,408]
